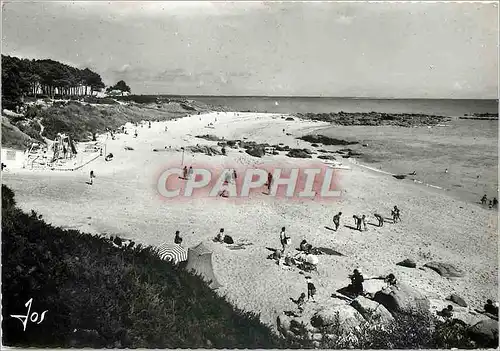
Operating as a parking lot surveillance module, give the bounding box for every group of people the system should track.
[332,206,400,232]
[480,194,498,209]
[290,276,317,312]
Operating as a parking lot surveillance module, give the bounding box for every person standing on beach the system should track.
[361,215,367,231]
[182,166,188,179]
[174,230,183,245]
[374,213,384,227]
[306,276,316,302]
[333,212,342,231]
[280,227,290,252]
[188,166,194,179]
[393,206,401,222]
[493,198,498,208]
[353,215,362,231]
[89,170,95,185]
[267,172,273,192]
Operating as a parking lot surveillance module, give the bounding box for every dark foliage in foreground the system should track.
[1,185,285,348]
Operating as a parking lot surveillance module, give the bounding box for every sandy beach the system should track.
[3,111,497,329]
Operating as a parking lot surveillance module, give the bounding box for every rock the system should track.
[396,258,417,268]
[310,305,366,334]
[245,146,265,158]
[317,155,337,160]
[287,149,312,158]
[299,134,358,146]
[446,294,467,307]
[311,143,319,147]
[373,283,430,316]
[423,262,465,277]
[350,296,394,325]
[285,117,294,121]
[196,134,223,141]
[468,319,499,347]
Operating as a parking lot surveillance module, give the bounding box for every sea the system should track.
[177,96,498,117]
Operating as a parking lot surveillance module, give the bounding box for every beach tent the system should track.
[156,243,188,264]
[185,242,222,289]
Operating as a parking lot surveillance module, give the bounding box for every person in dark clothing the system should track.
[374,213,384,227]
[393,206,401,222]
[306,277,316,302]
[333,212,342,231]
[353,215,362,231]
[493,198,498,208]
[89,170,95,185]
[267,172,273,192]
[489,200,493,209]
[215,228,224,243]
[182,166,188,179]
[349,269,364,296]
[484,299,499,316]
[438,305,453,318]
[481,194,488,205]
[174,230,183,244]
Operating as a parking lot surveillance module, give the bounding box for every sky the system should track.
[2,1,498,98]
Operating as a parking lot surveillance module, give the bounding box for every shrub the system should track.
[1,185,284,348]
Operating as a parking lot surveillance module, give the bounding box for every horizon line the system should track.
[132,94,499,101]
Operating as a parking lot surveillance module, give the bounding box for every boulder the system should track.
[245,147,265,158]
[396,258,417,268]
[373,283,430,316]
[468,319,499,347]
[318,155,337,160]
[310,304,366,334]
[287,149,312,159]
[350,296,394,325]
[446,294,467,307]
[423,262,465,277]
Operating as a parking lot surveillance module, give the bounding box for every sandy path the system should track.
[3,112,497,329]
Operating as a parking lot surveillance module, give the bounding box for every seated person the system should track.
[438,305,453,318]
[484,299,499,316]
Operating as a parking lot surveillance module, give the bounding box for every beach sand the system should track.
[3,111,497,329]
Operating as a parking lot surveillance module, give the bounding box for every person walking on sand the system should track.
[493,197,498,208]
[174,230,183,245]
[306,276,316,302]
[188,166,194,179]
[183,166,188,179]
[333,212,342,231]
[89,170,96,185]
[233,169,237,183]
[374,213,384,227]
[395,206,401,221]
[361,215,367,231]
[280,227,290,252]
[134,129,138,138]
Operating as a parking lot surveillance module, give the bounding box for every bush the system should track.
[1,185,285,348]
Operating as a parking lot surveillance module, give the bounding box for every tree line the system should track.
[2,55,110,109]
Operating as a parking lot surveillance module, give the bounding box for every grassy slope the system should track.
[1,116,36,150]
[1,185,288,348]
[2,98,214,147]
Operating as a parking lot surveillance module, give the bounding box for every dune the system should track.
[3,111,497,329]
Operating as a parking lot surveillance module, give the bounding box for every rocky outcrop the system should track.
[396,258,417,268]
[286,148,313,159]
[468,319,499,347]
[423,262,465,278]
[350,296,394,325]
[446,294,467,307]
[187,145,223,156]
[299,134,358,146]
[373,283,430,316]
[245,146,265,158]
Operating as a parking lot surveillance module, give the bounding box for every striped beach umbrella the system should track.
[156,243,188,264]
